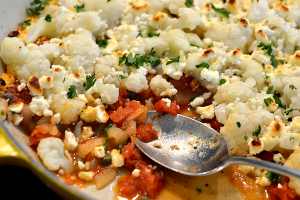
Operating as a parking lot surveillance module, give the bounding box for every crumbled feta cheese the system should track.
[93,145,106,158]
[111,149,124,168]
[132,169,140,177]
[63,131,78,151]
[78,171,95,181]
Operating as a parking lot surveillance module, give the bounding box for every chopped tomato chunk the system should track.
[136,122,157,142]
[119,165,164,199]
[119,142,164,199]
[154,100,180,116]
[266,182,298,200]
[29,124,61,146]
[110,100,145,124]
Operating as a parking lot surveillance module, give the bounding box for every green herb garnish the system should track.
[236,122,241,128]
[166,56,180,65]
[189,96,197,103]
[273,91,286,109]
[196,188,202,194]
[284,109,293,115]
[44,14,51,22]
[119,142,127,150]
[244,135,248,141]
[266,86,273,94]
[27,0,51,16]
[18,19,32,30]
[96,39,108,48]
[67,85,78,99]
[98,122,113,136]
[185,0,194,8]
[190,43,199,48]
[252,125,261,137]
[83,75,96,91]
[74,4,85,12]
[265,171,281,182]
[119,48,160,68]
[196,62,210,69]
[211,3,230,18]
[219,79,226,85]
[264,97,273,107]
[289,85,297,90]
[119,75,127,79]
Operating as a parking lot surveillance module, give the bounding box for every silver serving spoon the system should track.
[135,111,300,179]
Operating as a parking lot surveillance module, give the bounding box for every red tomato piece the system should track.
[154,100,180,116]
[110,100,142,124]
[136,122,157,142]
[29,124,61,146]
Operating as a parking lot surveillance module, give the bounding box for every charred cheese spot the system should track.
[190,80,199,90]
[274,2,289,12]
[35,36,47,46]
[228,0,236,4]
[257,30,266,38]
[205,3,211,11]
[295,52,300,59]
[251,138,262,146]
[8,30,20,38]
[291,67,297,72]
[0,79,6,87]
[54,68,62,72]
[132,4,148,11]
[233,49,241,56]
[275,121,281,132]
[264,20,269,25]
[47,76,52,82]
[202,49,215,57]
[74,73,80,78]
[153,12,165,22]
[227,0,238,11]
[239,18,249,28]
[28,76,42,96]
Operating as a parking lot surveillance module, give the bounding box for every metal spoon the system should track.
[135,111,300,179]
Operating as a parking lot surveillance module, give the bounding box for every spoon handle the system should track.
[225,156,300,180]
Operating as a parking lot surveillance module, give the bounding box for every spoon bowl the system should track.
[135,111,300,179]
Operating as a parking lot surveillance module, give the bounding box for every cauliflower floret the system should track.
[173,8,201,31]
[50,91,85,124]
[149,75,177,97]
[124,71,149,93]
[54,29,100,74]
[17,50,51,81]
[214,79,255,104]
[162,29,190,57]
[37,137,72,173]
[284,148,300,195]
[95,79,119,104]
[0,37,29,68]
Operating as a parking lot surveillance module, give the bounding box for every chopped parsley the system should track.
[44,14,51,22]
[284,109,293,115]
[74,4,85,12]
[252,125,261,137]
[266,86,273,94]
[107,0,111,2]
[219,79,226,85]
[185,0,194,8]
[196,188,202,194]
[103,135,109,147]
[98,121,113,136]
[166,56,180,65]
[63,77,66,83]
[137,26,160,38]
[67,85,78,99]
[237,74,243,78]
[119,142,127,150]
[289,85,297,90]
[236,122,241,128]
[210,3,230,18]
[96,39,108,48]
[257,40,275,56]
[273,91,286,109]
[244,135,248,141]
[270,55,284,68]
[290,137,295,140]
[261,63,265,69]
[118,48,160,68]
[265,171,281,182]
[265,75,270,79]
[119,75,127,79]
[83,75,96,91]
[18,19,32,30]
[27,0,51,16]
[190,43,199,48]
[196,62,210,69]
[189,96,197,103]
[264,97,273,107]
